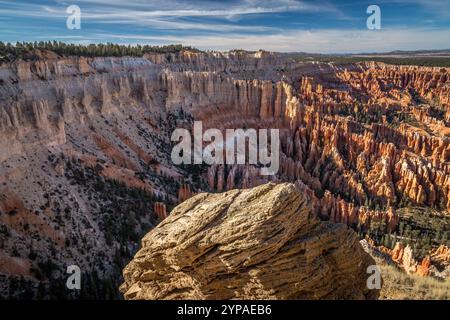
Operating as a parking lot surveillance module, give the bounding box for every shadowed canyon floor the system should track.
[0,49,449,299]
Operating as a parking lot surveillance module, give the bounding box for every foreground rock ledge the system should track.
[120,183,379,300]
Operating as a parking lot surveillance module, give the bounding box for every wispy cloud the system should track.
[54,0,343,18]
[8,0,341,20]
[42,27,448,53]
[93,28,450,53]
[0,1,449,52]
[2,0,342,34]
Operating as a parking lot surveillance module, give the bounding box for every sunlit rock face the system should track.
[120,183,378,300]
[0,49,448,298]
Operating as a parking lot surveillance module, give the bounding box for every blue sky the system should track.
[0,0,449,53]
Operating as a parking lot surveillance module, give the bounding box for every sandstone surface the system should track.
[120,183,378,300]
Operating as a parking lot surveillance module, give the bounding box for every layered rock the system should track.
[0,49,448,298]
[120,183,378,300]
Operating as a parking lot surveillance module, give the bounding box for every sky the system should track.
[0,0,449,53]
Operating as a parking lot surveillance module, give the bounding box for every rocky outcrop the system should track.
[368,241,450,280]
[145,49,287,73]
[120,183,378,300]
[431,245,450,262]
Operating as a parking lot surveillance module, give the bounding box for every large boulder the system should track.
[120,183,379,300]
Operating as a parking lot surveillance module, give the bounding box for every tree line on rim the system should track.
[0,41,201,62]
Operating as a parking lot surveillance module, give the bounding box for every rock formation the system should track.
[153,202,168,221]
[366,241,450,280]
[120,183,379,300]
[0,49,448,298]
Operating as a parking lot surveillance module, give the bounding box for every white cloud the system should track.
[53,0,342,18]
[0,0,341,34]
[24,0,339,24]
[87,28,450,53]
[1,1,449,53]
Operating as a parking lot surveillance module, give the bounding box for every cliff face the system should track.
[120,183,378,300]
[0,50,448,298]
[0,55,164,162]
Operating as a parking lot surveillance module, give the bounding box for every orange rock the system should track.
[154,202,167,221]
[178,183,193,202]
[417,256,431,277]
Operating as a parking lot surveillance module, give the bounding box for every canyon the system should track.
[0,48,448,299]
